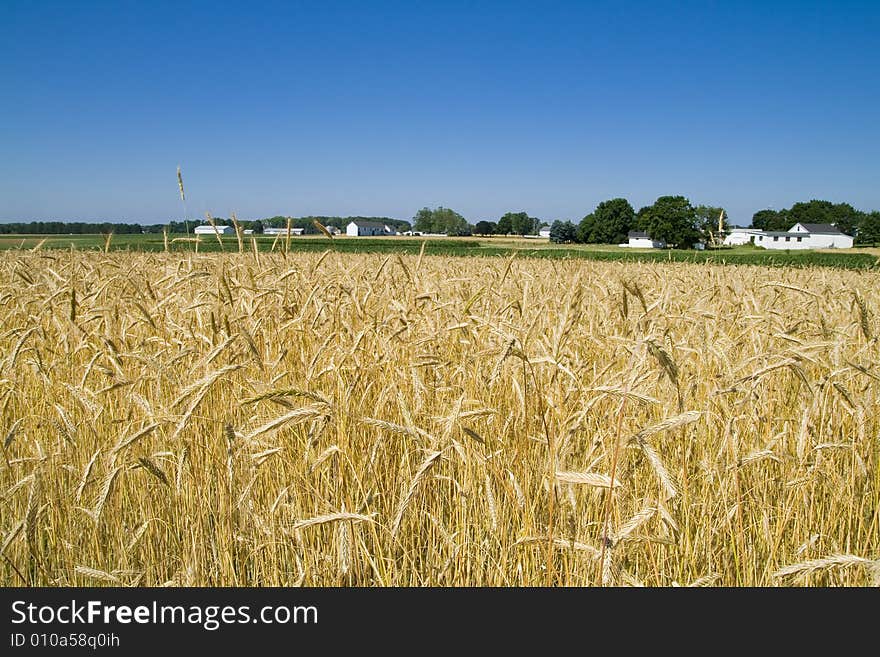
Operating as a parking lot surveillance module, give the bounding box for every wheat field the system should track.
[0,248,877,586]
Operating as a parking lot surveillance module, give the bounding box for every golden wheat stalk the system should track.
[137,456,170,486]
[172,364,244,409]
[634,410,703,443]
[360,416,424,441]
[88,466,122,524]
[177,166,185,201]
[309,445,340,473]
[772,554,877,581]
[75,566,122,584]
[636,442,678,499]
[242,406,326,442]
[484,473,498,532]
[204,212,225,251]
[312,219,333,239]
[288,512,375,532]
[231,211,244,254]
[241,387,332,406]
[614,507,657,542]
[110,423,160,456]
[74,449,101,503]
[555,471,622,489]
[391,450,444,537]
[126,520,152,552]
[513,536,601,558]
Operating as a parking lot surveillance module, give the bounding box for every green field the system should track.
[1,233,877,270]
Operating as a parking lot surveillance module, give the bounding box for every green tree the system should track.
[549,220,576,243]
[751,209,791,231]
[500,211,538,235]
[576,213,596,243]
[637,196,701,248]
[412,206,469,235]
[788,199,863,236]
[856,211,880,245]
[578,198,635,244]
[694,205,730,245]
[413,207,435,232]
[437,207,469,235]
[473,220,496,235]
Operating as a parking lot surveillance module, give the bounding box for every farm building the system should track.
[346,220,394,236]
[263,227,305,236]
[194,224,235,236]
[538,225,552,239]
[724,226,765,246]
[622,230,666,248]
[753,223,853,250]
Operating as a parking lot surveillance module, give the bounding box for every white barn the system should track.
[754,223,853,250]
[538,225,552,239]
[623,230,666,248]
[263,226,305,235]
[724,227,764,246]
[346,220,393,236]
[194,224,235,236]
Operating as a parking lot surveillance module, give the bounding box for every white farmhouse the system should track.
[754,223,853,250]
[346,220,393,236]
[538,225,552,239]
[194,224,235,236]
[623,230,666,248]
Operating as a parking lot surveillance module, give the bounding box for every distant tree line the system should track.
[4,198,878,246]
[0,216,415,236]
[0,221,147,234]
[542,197,729,249]
[471,211,543,237]
[168,215,413,235]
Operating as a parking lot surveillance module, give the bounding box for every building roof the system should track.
[349,220,388,228]
[792,223,844,235]
[627,230,650,238]
[194,224,232,231]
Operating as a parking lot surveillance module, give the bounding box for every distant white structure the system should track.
[346,220,394,236]
[194,224,235,236]
[538,225,552,239]
[324,225,342,235]
[753,223,853,250]
[724,227,764,246]
[263,226,305,235]
[623,230,666,248]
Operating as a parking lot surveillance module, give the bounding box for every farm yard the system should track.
[0,248,877,587]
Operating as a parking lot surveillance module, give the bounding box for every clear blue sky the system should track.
[2,0,878,226]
